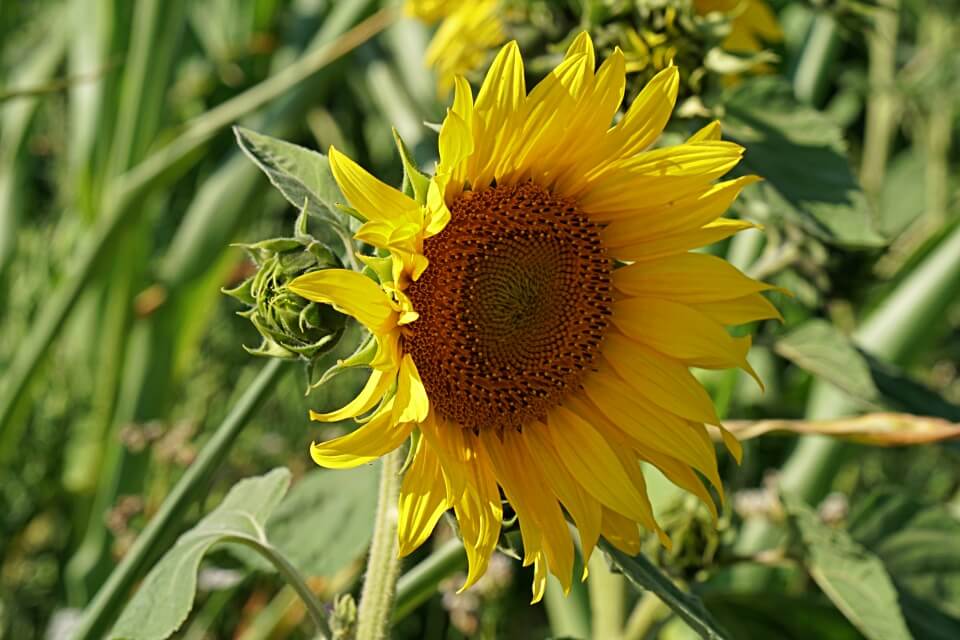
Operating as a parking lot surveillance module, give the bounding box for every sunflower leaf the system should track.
[599,539,732,640]
[783,492,913,640]
[109,469,293,640]
[234,125,345,224]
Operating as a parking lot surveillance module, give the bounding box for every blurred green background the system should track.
[1,1,959,639]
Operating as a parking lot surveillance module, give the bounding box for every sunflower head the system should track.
[290,33,778,600]
[225,213,347,361]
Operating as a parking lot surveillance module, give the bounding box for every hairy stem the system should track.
[355,447,404,640]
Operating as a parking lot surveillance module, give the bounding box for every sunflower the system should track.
[405,0,506,95]
[289,33,778,600]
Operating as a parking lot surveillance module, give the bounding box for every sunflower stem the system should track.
[355,447,405,640]
[588,551,626,639]
[623,592,669,640]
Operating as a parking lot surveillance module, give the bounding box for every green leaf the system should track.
[237,464,379,577]
[704,591,861,640]
[849,488,960,628]
[234,126,345,222]
[775,319,960,421]
[599,540,732,640]
[109,468,292,640]
[723,77,885,248]
[783,492,913,640]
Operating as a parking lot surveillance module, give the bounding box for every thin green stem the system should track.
[860,0,900,199]
[623,592,669,640]
[588,552,626,640]
[355,447,405,640]
[792,14,842,106]
[71,359,289,640]
[392,537,468,622]
[232,538,329,638]
[0,6,396,438]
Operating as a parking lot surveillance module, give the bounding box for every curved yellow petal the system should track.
[470,40,525,187]
[393,354,429,424]
[600,507,642,556]
[564,31,595,70]
[328,146,420,225]
[398,437,450,556]
[309,401,412,468]
[602,333,721,425]
[308,367,395,423]
[451,435,502,592]
[483,428,575,595]
[689,120,722,142]
[288,269,398,335]
[523,421,602,578]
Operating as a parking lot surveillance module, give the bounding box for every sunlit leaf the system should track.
[110,469,292,640]
[783,493,913,640]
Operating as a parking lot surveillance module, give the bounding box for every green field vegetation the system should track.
[1,1,959,639]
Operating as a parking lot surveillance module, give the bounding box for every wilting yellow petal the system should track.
[694,292,783,325]
[309,402,411,468]
[308,366,395,423]
[398,438,450,556]
[600,507,642,556]
[288,269,398,335]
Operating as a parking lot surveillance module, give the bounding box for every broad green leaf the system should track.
[783,493,913,640]
[110,468,292,640]
[723,78,885,248]
[600,540,732,640]
[849,488,960,629]
[775,319,960,421]
[704,591,860,640]
[237,464,379,577]
[234,126,345,222]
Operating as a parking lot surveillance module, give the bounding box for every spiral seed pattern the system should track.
[405,182,612,432]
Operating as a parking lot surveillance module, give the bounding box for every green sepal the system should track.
[393,128,430,205]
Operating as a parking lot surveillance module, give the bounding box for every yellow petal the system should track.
[600,507,642,556]
[288,269,398,335]
[613,296,759,378]
[437,107,474,177]
[547,406,661,526]
[601,175,760,243]
[483,428,575,594]
[604,65,679,161]
[612,252,773,303]
[452,436,502,592]
[393,354,429,424]
[613,218,758,263]
[308,367,395,423]
[694,292,783,325]
[564,31,595,70]
[523,421,602,577]
[577,373,722,489]
[602,333,720,425]
[470,40,525,187]
[309,401,412,468]
[688,120,722,142]
[398,437,450,556]
[328,146,420,225]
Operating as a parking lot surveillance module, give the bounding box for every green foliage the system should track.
[784,492,913,640]
[111,468,294,640]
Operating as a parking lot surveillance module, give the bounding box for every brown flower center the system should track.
[404,182,612,432]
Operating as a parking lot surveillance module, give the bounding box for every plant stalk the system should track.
[355,447,405,640]
[392,537,468,622]
[70,359,289,640]
[860,0,900,199]
[0,6,396,438]
[588,552,626,640]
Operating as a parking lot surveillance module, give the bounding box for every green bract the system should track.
[224,210,347,361]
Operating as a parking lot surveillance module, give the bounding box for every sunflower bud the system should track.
[224,212,347,361]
